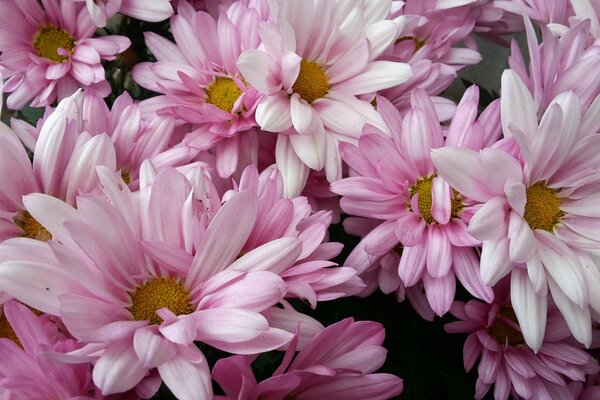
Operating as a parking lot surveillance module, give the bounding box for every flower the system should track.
[133,1,263,178]
[445,285,599,400]
[212,317,404,400]
[332,88,499,316]
[432,71,600,349]
[0,168,295,398]
[508,16,600,116]
[0,300,97,399]
[223,165,364,306]
[382,0,482,113]
[0,0,130,109]
[236,0,412,196]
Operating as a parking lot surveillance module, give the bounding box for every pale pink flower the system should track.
[508,17,600,116]
[383,0,482,113]
[236,0,412,196]
[12,90,197,188]
[332,88,499,316]
[433,71,600,349]
[445,285,599,400]
[471,0,525,41]
[212,317,404,400]
[0,300,97,399]
[0,0,130,109]
[133,1,263,178]
[0,168,294,398]
[0,95,119,243]
[224,165,364,306]
[71,0,173,27]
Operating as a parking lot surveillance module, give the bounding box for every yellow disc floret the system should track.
[128,277,193,325]
[205,77,243,113]
[523,182,562,232]
[488,305,525,346]
[409,177,463,224]
[410,176,435,224]
[33,25,76,63]
[292,59,329,104]
[14,212,51,242]
[0,313,21,347]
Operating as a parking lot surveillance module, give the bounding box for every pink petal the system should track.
[479,238,513,286]
[335,61,412,95]
[423,272,455,316]
[93,340,148,395]
[157,354,212,400]
[187,190,258,288]
[193,308,269,344]
[197,271,286,312]
[398,243,427,286]
[227,237,302,274]
[133,326,178,368]
[275,136,310,198]
[255,94,293,132]
[510,268,547,352]
[426,226,452,278]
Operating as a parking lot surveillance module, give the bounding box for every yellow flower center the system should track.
[409,176,463,224]
[0,313,21,347]
[395,36,425,51]
[523,182,562,232]
[488,305,524,346]
[33,26,76,63]
[128,277,193,325]
[205,77,243,113]
[121,170,132,185]
[292,59,329,104]
[14,212,51,241]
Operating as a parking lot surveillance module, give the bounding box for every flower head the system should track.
[236,0,412,195]
[433,71,600,349]
[0,0,130,109]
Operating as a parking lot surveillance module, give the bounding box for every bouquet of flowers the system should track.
[1,0,599,399]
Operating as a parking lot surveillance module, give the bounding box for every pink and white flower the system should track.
[236,0,412,196]
[0,300,97,399]
[433,71,600,349]
[383,0,482,113]
[0,0,130,109]
[212,317,404,400]
[445,285,599,400]
[0,168,295,398]
[133,1,264,178]
[224,165,364,306]
[333,88,499,316]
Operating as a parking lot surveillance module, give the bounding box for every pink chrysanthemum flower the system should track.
[508,17,600,116]
[0,89,195,245]
[236,0,412,196]
[332,88,500,316]
[224,165,364,306]
[11,90,197,188]
[72,0,173,27]
[212,317,404,400]
[0,300,97,399]
[433,71,600,349]
[382,0,482,113]
[0,168,294,398]
[133,1,263,179]
[445,287,599,400]
[0,0,130,109]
